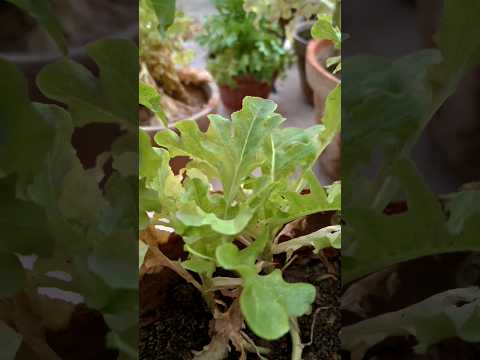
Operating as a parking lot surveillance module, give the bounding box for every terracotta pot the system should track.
[293,20,315,105]
[306,40,340,119]
[140,74,220,174]
[219,75,273,112]
[306,39,341,181]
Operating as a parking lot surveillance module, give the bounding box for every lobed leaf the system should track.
[240,268,316,340]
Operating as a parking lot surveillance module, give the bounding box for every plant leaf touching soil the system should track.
[240,268,316,340]
[140,96,340,350]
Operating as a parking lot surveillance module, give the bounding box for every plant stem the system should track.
[290,317,304,360]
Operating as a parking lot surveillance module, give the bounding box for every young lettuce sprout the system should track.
[140,94,340,355]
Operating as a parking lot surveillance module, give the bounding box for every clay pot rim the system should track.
[306,39,341,85]
[0,24,138,65]
[293,20,315,46]
[140,70,220,133]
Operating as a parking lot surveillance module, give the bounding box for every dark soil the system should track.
[226,254,341,360]
[139,271,212,360]
[140,214,340,360]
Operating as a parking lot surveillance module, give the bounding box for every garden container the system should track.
[219,75,273,112]
[306,39,341,181]
[293,20,315,105]
[140,76,220,174]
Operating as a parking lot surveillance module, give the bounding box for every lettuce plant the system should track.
[139,91,341,358]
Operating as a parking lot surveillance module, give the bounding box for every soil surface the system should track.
[140,214,340,360]
[139,272,212,360]
[226,254,340,360]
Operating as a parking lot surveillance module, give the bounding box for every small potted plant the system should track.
[139,92,341,359]
[243,0,337,105]
[198,0,292,112]
[139,0,220,137]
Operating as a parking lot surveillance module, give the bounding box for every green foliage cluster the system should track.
[139,89,341,357]
[198,0,293,88]
[0,1,138,358]
[139,89,340,354]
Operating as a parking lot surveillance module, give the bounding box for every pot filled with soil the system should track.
[218,75,273,113]
[139,96,342,360]
[293,20,315,105]
[198,0,292,113]
[306,39,341,181]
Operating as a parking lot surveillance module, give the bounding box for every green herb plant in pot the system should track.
[198,0,292,112]
[243,0,338,105]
